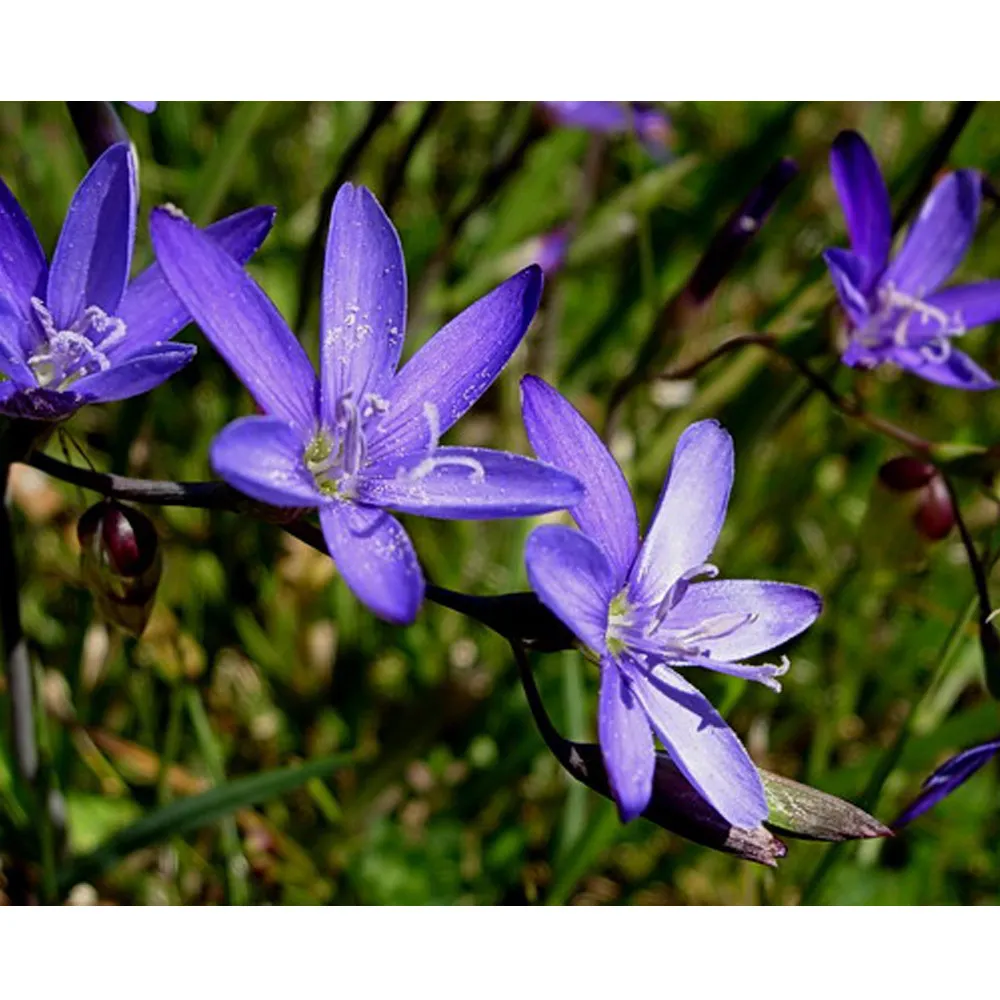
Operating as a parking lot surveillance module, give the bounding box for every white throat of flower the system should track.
[305,391,389,499]
[27,297,127,389]
[854,281,965,364]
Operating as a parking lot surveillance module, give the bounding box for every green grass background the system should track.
[2,101,1000,904]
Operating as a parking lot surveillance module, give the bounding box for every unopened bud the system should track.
[78,500,161,637]
[913,476,954,541]
[878,456,936,493]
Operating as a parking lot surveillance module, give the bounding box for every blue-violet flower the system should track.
[520,376,822,827]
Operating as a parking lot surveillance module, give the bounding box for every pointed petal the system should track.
[667,580,822,661]
[358,447,583,519]
[319,501,423,625]
[209,415,321,507]
[521,375,639,584]
[894,739,1000,827]
[598,659,655,821]
[829,131,891,288]
[150,207,318,435]
[116,206,276,357]
[884,170,981,296]
[0,176,47,320]
[47,143,136,327]
[369,266,542,464]
[892,344,997,391]
[629,420,734,609]
[925,281,1000,332]
[0,299,35,387]
[320,184,406,422]
[524,524,615,654]
[627,660,767,828]
[823,248,871,327]
[70,343,196,403]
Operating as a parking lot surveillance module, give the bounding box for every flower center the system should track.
[27,297,126,390]
[854,282,965,365]
[305,392,388,498]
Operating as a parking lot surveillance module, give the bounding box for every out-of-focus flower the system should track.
[893,738,1000,827]
[150,184,583,625]
[542,102,670,157]
[530,227,570,277]
[520,376,821,826]
[124,102,157,113]
[0,143,275,421]
[825,130,1000,390]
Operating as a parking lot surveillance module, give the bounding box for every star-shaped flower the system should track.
[150,185,583,625]
[0,142,274,421]
[825,130,1000,390]
[520,376,821,826]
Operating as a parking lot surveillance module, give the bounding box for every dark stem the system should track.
[891,102,979,234]
[66,102,131,164]
[383,102,445,213]
[294,101,398,332]
[943,473,993,623]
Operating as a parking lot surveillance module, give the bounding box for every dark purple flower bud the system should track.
[914,475,955,540]
[893,738,1000,828]
[66,102,132,165]
[878,456,937,492]
[78,499,161,637]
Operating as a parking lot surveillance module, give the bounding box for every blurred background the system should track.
[2,101,1000,904]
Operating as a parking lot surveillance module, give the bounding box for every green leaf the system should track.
[58,752,354,893]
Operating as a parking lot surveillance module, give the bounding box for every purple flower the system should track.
[532,227,570,277]
[150,185,584,625]
[520,376,821,827]
[893,738,1000,828]
[542,102,670,157]
[825,130,1000,390]
[124,102,157,114]
[0,142,274,421]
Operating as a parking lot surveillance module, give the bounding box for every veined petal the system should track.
[47,143,136,327]
[150,208,319,435]
[894,738,1000,827]
[210,415,321,508]
[319,501,423,625]
[626,659,767,829]
[598,658,655,822]
[369,266,542,464]
[829,131,891,288]
[524,524,615,655]
[0,299,35,387]
[629,420,734,609]
[891,344,997,391]
[0,176,47,321]
[521,375,639,585]
[70,343,196,403]
[823,248,871,328]
[320,184,406,421]
[116,206,277,357]
[925,281,1000,332]
[666,580,822,661]
[884,170,981,297]
[358,447,583,519]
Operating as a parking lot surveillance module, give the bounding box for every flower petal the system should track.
[524,524,615,654]
[47,143,136,327]
[116,206,276,357]
[358,447,583,519]
[626,659,767,829]
[369,266,542,464]
[319,501,423,625]
[884,170,981,297]
[70,343,196,403]
[829,131,891,288]
[891,344,997,391]
[0,299,35,387]
[0,176,47,321]
[150,207,318,435]
[210,415,320,508]
[320,184,406,422]
[0,385,84,421]
[823,248,871,327]
[125,102,157,113]
[629,420,734,609]
[544,102,630,134]
[521,375,639,585]
[894,738,1000,827]
[666,580,822,661]
[925,281,1000,333]
[598,658,655,821]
